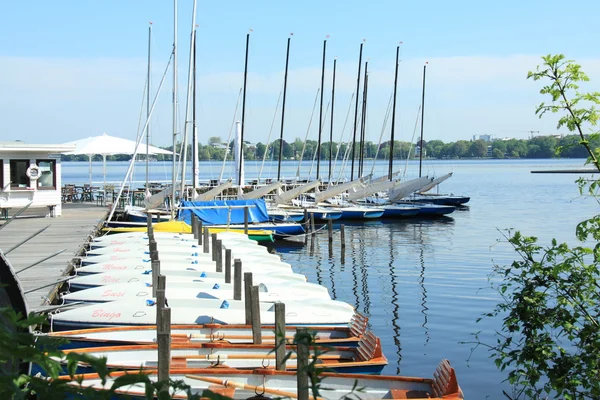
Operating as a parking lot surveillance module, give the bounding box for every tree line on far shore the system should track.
[61,134,597,162]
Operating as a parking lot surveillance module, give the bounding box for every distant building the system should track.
[473,134,493,142]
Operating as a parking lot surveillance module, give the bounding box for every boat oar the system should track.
[185,375,325,400]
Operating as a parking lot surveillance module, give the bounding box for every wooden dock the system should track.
[0,203,107,309]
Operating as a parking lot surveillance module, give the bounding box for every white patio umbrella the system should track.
[62,132,172,190]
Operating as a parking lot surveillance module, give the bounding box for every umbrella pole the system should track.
[88,155,92,187]
[103,154,107,203]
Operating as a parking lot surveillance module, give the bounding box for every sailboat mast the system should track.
[277,35,291,181]
[350,41,364,181]
[388,44,399,181]
[316,37,327,180]
[419,63,427,178]
[146,23,151,192]
[329,57,337,184]
[359,61,368,177]
[171,0,178,219]
[192,29,198,193]
[239,32,250,186]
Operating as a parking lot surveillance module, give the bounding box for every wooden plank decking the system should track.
[0,203,108,308]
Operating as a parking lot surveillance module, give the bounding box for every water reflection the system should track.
[271,216,456,376]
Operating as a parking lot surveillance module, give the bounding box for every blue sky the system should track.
[1,1,599,147]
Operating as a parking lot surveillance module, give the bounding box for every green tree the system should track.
[491,148,504,159]
[469,140,488,157]
[426,139,445,158]
[477,54,600,399]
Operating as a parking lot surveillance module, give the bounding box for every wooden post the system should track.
[157,307,171,393]
[216,239,223,272]
[275,302,286,371]
[149,238,157,254]
[328,219,333,243]
[244,272,253,324]
[244,207,249,235]
[233,259,242,301]
[192,215,198,239]
[250,285,262,344]
[150,250,159,262]
[310,213,316,237]
[303,209,309,244]
[225,249,232,283]
[203,228,209,253]
[296,327,309,400]
[156,275,166,311]
[340,224,346,265]
[151,260,160,297]
[198,220,203,245]
[211,233,218,261]
[146,213,153,236]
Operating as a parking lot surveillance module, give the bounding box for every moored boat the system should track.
[60,359,463,399]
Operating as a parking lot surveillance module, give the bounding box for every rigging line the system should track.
[106,51,174,224]
[308,100,331,183]
[370,91,394,177]
[295,88,321,180]
[258,86,284,182]
[403,105,422,180]
[331,92,355,182]
[219,87,243,182]
[333,93,356,184]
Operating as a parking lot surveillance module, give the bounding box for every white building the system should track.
[0,141,75,217]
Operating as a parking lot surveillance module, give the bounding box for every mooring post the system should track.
[275,302,286,370]
[198,220,203,245]
[303,209,309,244]
[250,285,262,344]
[225,248,232,283]
[296,327,309,400]
[150,249,159,262]
[340,224,346,248]
[192,215,198,239]
[149,238,157,254]
[244,272,253,324]
[157,306,171,394]
[244,207,249,235]
[203,228,209,253]
[146,213,153,236]
[151,260,160,297]
[328,219,333,243]
[216,239,223,272]
[233,259,242,301]
[310,213,316,237]
[211,233,218,261]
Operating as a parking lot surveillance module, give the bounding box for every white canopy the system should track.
[62,132,172,188]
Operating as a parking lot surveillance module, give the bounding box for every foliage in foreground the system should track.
[479,54,600,400]
[0,307,340,400]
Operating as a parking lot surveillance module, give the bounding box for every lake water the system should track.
[64,158,598,399]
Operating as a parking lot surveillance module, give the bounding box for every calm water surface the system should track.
[64,158,597,399]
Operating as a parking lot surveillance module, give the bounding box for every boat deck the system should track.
[0,203,107,308]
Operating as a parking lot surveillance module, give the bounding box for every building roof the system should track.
[0,141,76,153]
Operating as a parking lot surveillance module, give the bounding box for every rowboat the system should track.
[49,297,356,330]
[67,269,308,291]
[84,243,275,258]
[75,257,292,276]
[60,359,463,399]
[101,221,275,242]
[58,331,385,374]
[45,313,368,347]
[61,280,331,304]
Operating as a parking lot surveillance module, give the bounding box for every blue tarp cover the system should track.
[178,199,270,225]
